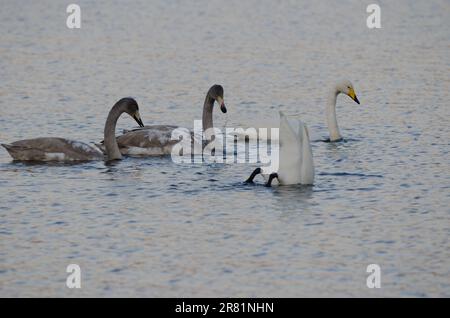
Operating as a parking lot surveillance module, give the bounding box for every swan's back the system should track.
[114,125,189,156]
[2,138,103,161]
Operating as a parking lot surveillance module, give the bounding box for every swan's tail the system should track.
[1,143,15,154]
[2,143,25,160]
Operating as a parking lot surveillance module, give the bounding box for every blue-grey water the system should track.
[0,0,449,297]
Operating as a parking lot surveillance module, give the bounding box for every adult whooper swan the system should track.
[102,84,227,156]
[230,79,360,142]
[326,79,360,142]
[245,111,314,187]
[1,98,144,161]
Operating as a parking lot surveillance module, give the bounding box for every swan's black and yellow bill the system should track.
[348,87,360,105]
[217,96,227,113]
[133,111,145,127]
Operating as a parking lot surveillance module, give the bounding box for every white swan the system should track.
[101,85,227,156]
[245,111,314,186]
[230,80,360,142]
[1,98,144,161]
[326,79,360,142]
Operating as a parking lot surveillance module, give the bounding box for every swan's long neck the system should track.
[202,94,215,132]
[326,89,341,142]
[104,103,124,160]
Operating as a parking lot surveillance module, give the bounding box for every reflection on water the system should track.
[0,0,449,297]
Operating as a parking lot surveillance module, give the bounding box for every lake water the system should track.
[0,0,449,297]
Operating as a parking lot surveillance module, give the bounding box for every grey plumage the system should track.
[2,98,144,161]
[108,85,226,156]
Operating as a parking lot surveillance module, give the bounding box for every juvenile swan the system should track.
[245,111,314,187]
[1,98,144,161]
[105,84,227,156]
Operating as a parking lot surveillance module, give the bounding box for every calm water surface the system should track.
[0,0,449,297]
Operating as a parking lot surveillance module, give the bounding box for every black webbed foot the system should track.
[265,173,279,187]
[244,167,262,184]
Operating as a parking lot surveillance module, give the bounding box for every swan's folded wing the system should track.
[122,125,180,135]
[114,125,195,156]
[116,126,180,149]
[299,123,315,184]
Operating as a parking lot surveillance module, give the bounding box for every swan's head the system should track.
[336,80,360,105]
[208,84,227,113]
[118,97,145,127]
